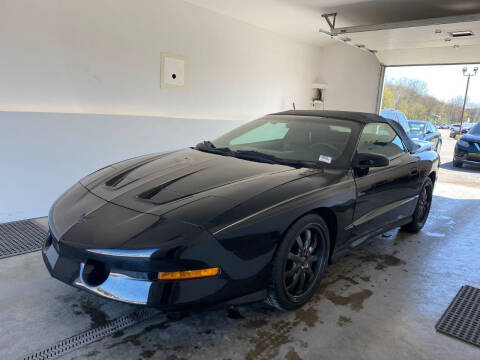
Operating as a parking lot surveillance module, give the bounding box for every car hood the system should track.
[79,148,322,226]
[461,133,480,143]
[409,133,425,140]
[411,139,434,153]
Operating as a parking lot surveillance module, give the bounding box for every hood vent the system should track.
[105,167,139,188]
[105,155,167,188]
[138,169,205,200]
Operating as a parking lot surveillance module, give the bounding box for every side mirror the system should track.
[353,153,389,169]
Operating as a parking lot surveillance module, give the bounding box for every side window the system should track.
[357,123,406,158]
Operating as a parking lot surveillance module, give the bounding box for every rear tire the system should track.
[266,214,330,311]
[453,160,463,168]
[401,177,433,233]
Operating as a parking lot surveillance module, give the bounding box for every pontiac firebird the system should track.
[43,110,438,311]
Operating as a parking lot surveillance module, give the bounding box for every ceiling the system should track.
[185,0,480,65]
[332,14,480,64]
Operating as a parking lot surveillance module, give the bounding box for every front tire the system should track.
[266,214,330,311]
[401,177,433,233]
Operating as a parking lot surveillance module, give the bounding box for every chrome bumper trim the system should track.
[75,263,152,305]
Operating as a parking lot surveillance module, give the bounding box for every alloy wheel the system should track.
[417,184,432,222]
[283,225,325,298]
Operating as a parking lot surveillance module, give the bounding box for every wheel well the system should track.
[428,171,436,186]
[279,208,338,262]
[311,207,337,261]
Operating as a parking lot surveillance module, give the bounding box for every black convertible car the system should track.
[43,111,439,311]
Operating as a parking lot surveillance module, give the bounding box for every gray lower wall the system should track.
[1,111,245,222]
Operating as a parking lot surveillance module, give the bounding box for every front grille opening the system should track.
[83,259,110,287]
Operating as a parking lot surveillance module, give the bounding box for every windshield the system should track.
[209,115,358,166]
[408,121,426,135]
[469,123,480,135]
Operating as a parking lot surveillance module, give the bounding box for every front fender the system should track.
[212,170,356,269]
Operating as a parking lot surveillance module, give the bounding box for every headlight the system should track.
[457,139,470,148]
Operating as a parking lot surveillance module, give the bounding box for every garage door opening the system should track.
[380,64,480,129]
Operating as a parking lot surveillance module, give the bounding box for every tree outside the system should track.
[381,77,480,124]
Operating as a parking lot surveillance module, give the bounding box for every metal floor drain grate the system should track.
[436,285,480,347]
[23,307,160,360]
[0,220,47,259]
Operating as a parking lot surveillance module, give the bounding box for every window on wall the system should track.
[357,123,405,158]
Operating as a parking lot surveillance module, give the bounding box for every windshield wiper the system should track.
[195,141,235,156]
[234,150,308,168]
[196,143,310,168]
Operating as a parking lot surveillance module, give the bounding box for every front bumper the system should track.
[43,182,273,310]
[454,144,480,166]
[43,236,155,304]
[42,229,270,310]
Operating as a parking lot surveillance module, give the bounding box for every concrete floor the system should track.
[1,129,480,360]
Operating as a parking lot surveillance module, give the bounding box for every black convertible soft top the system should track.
[271,110,420,153]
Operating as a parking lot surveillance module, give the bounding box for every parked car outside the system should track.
[450,123,473,138]
[43,110,438,311]
[408,120,442,152]
[450,124,463,138]
[380,109,410,135]
[453,122,480,168]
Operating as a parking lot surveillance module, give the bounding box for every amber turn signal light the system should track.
[158,267,220,280]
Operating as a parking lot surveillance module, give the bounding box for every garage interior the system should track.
[1,0,480,359]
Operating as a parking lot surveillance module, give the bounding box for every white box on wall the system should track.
[161,53,188,89]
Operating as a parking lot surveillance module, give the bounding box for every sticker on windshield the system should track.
[318,155,332,164]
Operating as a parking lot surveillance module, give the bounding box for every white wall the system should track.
[318,43,381,113]
[0,0,321,119]
[0,112,244,221]
[0,0,323,222]
[0,1,380,222]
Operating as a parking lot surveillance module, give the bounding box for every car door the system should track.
[351,122,420,240]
